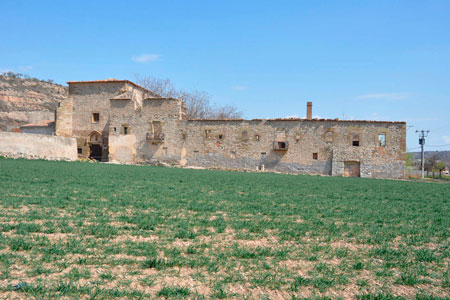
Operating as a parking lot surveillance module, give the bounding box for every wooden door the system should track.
[344,161,360,177]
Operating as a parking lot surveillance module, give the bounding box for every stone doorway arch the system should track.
[87,131,103,161]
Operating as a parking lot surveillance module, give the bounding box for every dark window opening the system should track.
[77,148,82,154]
[255,135,260,141]
[351,133,360,147]
[123,126,128,135]
[218,134,223,140]
[92,113,100,123]
[278,142,287,149]
[313,153,318,160]
[113,127,116,132]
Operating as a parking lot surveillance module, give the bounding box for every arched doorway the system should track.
[88,131,103,161]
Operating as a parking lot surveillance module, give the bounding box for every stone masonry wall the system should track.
[55,96,73,137]
[0,132,77,161]
[108,94,406,178]
[59,81,406,179]
[108,98,183,164]
[180,120,405,178]
[69,82,125,159]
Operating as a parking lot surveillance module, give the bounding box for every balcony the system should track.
[273,141,289,151]
[146,132,165,143]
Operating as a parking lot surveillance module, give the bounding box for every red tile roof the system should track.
[67,79,161,97]
[20,120,55,127]
[188,118,405,124]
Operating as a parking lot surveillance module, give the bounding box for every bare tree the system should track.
[135,75,242,120]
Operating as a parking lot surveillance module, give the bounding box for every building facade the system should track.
[56,79,406,178]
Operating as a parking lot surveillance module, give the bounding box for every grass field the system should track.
[0,158,449,299]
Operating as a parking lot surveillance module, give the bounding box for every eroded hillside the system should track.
[0,74,67,130]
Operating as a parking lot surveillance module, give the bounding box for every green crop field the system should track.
[0,158,449,299]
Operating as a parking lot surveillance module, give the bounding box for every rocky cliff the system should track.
[0,74,67,130]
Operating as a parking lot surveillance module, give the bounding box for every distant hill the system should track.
[411,151,450,165]
[0,73,67,130]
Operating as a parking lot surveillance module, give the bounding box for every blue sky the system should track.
[1,0,449,151]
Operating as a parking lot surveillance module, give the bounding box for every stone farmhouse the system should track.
[55,79,406,178]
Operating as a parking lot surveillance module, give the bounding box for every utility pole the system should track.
[416,130,430,179]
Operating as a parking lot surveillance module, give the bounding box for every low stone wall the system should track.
[0,132,77,161]
[185,153,332,175]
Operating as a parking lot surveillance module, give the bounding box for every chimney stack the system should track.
[306,102,312,120]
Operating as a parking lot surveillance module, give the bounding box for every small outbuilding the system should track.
[20,120,55,135]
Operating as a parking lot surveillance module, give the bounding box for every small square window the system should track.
[351,133,360,147]
[313,153,318,160]
[92,113,100,123]
[77,148,82,154]
[218,134,224,140]
[113,127,117,132]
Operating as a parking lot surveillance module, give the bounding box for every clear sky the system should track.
[1,0,449,151]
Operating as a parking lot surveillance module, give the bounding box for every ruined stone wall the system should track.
[180,120,405,178]
[0,132,77,161]
[108,98,183,164]
[180,119,333,174]
[55,97,73,137]
[107,94,406,178]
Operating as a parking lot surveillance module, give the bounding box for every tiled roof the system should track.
[20,120,55,127]
[67,79,161,97]
[188,118,405,124]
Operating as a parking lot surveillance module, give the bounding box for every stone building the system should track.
[56,79,406,178]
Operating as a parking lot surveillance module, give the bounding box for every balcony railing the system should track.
[146,132,165,143]
[273,141,289,151]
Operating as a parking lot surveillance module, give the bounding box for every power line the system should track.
[430,124,450,131]
[427,143,450,148]
[407,146,421,151]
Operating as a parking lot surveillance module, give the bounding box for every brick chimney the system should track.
[306,102,312,120]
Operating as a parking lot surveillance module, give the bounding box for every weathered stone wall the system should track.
[180,120,405,178]
[55,97,73,137]
[0,132,77,161]
[59,80,406,179]
[68,82,125,160]
[108,98,184,164]
[107,95,406,178]
[57,81,159,161]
